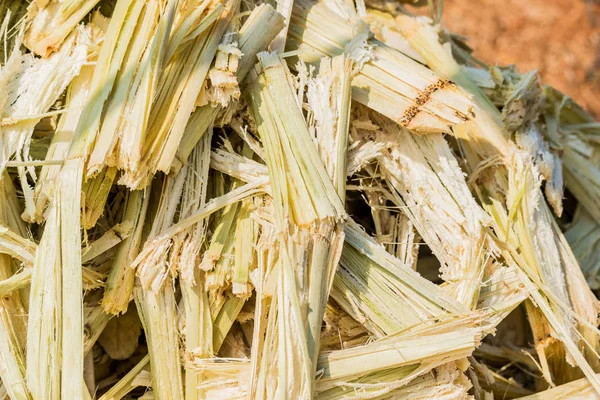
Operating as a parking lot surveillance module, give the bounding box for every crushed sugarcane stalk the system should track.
[1,0,600,398]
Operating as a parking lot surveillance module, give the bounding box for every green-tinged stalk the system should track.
[0,2,28,63]
[102,190,149,314]
[201,180,241,275]
[81,221,132,263]
[67,0,138,159]
[0,173,27,238]
[232,198,258,298]
[334,220,469,337]
[213,296,245,352]
[246,51,346,397]
[82,305,111,355]
[173,3,285,171]
[538,87,600,223]
[566,210,600,289]
[98,356,151,400]
[540,89,600,288]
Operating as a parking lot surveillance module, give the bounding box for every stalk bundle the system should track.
[0,0,599,399]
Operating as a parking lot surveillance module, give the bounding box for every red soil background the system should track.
[440,0,600,117]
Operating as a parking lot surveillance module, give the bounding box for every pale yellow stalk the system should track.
[134,283,183,400]
[81,167,118,229]
[24,0,102,57]
[59,158,85,399]
[85,0,179,179]
[26,16,104,222]
[173,132,213,400]
[287,0,474,133]
[1,27,88,220]
[120,0,241,188]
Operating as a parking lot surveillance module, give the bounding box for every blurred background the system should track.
[441,0,600,117]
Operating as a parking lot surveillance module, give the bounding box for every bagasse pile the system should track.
[2,0,600,398]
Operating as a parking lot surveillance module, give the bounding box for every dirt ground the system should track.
[440,0,600,117]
